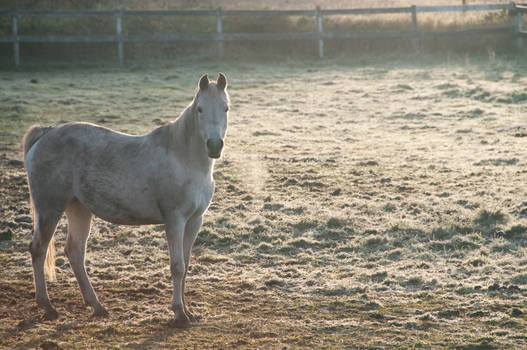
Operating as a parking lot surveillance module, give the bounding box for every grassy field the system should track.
[1,53,527,349]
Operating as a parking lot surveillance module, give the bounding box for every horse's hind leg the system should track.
[65,199,108,317]
[30,211,61,320]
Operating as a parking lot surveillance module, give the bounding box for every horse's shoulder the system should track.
[146,124,170,149]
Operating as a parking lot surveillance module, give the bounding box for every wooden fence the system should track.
[1,3,526,66]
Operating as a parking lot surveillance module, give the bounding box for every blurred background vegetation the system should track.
[0,0,521,64]
[0,0,515,10]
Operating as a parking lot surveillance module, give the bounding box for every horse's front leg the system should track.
[165,214,190,328]
[182,213,203,322]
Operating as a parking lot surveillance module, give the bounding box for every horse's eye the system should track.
[197,107,202,113]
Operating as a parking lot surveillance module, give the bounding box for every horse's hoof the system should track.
[173,316,190,329]
[92,307,109,318]
[44,309,59,321]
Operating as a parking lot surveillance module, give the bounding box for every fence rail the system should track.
[1,2,525,66]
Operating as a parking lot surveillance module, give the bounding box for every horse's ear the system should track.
[217,73,227,90]
[199,74,209,90]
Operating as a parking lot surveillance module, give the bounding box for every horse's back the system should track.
[53,122,138,154]
[25,122,164,222]
[29,122,147,168]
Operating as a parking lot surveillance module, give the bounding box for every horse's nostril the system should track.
[207,139,223,155]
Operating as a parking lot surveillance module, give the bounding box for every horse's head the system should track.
[194,73,229,159]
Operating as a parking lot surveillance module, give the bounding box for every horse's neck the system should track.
[172,106,214,173]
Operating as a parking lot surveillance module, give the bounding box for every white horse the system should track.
[23,73,229,328]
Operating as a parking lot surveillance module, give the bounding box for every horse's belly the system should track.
[77,182,164,226]
[90,199,163,226]
[96,213,163,226]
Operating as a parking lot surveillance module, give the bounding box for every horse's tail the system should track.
[44,237,56,282]
[23,125,56,281]
[23,125,52,162]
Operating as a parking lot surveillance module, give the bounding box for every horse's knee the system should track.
[65,235,85,260]
[170,261,185,280]
[29,238,44,258]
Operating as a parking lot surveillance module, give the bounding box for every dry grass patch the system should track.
[1,54,527,348]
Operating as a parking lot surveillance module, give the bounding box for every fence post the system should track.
[12,14,20,67]
[517,8,524,50]
[316,6,324,58]
[116,10,124,65]
[216,7,223,58]
[411,5,419,51]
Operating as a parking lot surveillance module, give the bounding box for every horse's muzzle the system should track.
[207,138,223,159]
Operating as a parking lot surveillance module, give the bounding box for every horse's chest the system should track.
[190,179,213,208]
[171,177,214,217]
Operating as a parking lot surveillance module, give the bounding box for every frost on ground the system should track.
[1,55,527,349]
